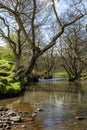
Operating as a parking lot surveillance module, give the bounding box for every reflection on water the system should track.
[24,81,87,106]
[1,80,87,130]
[24,80,87,130]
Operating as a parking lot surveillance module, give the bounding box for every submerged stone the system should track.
[75,116,87,120]
[37,108,43,111]
[21,124,26,128]
[9,116,22,122]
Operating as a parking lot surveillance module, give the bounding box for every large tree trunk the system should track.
[15,57,20,71]
[13,54,38,82]
[14,54,22,71]
[26,55,37,75]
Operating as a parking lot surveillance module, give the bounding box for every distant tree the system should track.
[34,46,57,78]
[7,30,26,71]
[59,21,87,80]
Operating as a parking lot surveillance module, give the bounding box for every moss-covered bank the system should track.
[0,59,21,98]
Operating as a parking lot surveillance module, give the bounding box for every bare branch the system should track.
[0,2,33,48]
[31,0,36,48]
[63,13,86,28]
[0,16,10,37]
[51,0,62,28]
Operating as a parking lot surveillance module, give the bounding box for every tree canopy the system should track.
[0,0,87,80]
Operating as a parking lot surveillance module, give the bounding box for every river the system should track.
[1,79,87,130]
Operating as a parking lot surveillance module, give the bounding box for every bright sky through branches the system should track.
[0,0,86,47]
[40,0,68,14]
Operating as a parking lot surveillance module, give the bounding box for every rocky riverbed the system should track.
[0,105,43,130]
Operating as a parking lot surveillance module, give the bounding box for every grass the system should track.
[53,72,69,78]
[53,72,87,80]
[80,72,87,80]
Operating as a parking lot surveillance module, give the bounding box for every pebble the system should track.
[21,124,26,128]
[10,116,22,122]
[37,108,43,111]
[11,121,15,125]
[0,106,5,111]
[31,113,37,117]
[0,106,25,129]
[0,106,43,129]
[6,125,11,129]
[28,117,34,121]
[75,116,87,120]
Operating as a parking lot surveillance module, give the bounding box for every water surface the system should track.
[1,79,87,130]
[24,80,87,130]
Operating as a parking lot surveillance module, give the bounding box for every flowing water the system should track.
[1,79,87,130]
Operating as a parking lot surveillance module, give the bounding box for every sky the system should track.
[0,0,68,47]
[0,0,86,47]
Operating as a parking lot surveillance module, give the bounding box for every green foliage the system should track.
[0,47,5,59]
[6,82,21,91]
[53,72,69,78]
[0,76,12,82]
[80,72,87,80]
[0,59,21,97]
[0,59,13,70]
[0,82,6,94]
[6,82,21,95]
[0,82,5,87]
[0,46,14,61]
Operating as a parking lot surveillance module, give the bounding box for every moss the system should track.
[0,76,12,82]
[0,82,5,87]
[0,79,8,84]
[0,82,21,96]
[6,82,21,91]
[0,59,22,98]
[0,60,12,70]
[0,71,10,76]
[0,82,6,94]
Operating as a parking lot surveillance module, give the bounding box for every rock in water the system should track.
[21,125,26,128]
[9,116,22,122]
[75,116,87,120]
[37,108,43,111]
[31,113,37,117]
